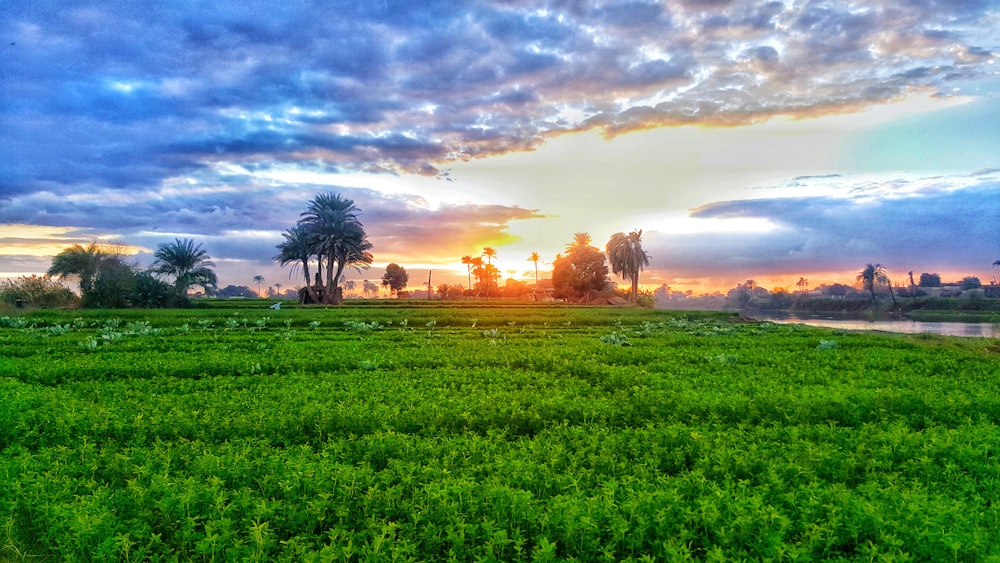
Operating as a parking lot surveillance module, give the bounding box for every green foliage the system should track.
[961,276,982,290]
[381,263,408,296]
[919,272,942,287]
[599,331,631,346]
[0,275,78,308]
[552,233,609,301]
[2,306,999,560]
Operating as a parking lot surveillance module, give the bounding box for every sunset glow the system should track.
[3,3,999,295]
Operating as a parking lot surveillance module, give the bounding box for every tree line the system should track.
[12,239,218,308]
[11,191,657,309]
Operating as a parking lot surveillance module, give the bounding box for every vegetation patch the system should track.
[1,305,998,560]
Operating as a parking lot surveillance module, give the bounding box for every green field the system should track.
[2,305,998,561]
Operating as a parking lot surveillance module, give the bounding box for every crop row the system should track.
[1,307,999,560]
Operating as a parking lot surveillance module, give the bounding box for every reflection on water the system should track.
[752,313,999,338]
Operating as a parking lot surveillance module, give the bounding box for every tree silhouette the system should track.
[298,193,373,304]
[552,233,608,301]
[461,255,473,289]
[253,275,265,298]
[528,252,540,297]
[152,238,218,297]
[47,242,113,296]
[606,230,650,302]
[857,263,895,306]
[381,263,409,297]
[274,223,317,303]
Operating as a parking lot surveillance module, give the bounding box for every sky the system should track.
[3,0,1000,295]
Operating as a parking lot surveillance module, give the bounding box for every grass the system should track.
[1,305,998,561]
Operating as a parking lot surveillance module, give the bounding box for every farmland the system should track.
[1,304,999,561]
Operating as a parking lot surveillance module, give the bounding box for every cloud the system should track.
[646,174,1000,283]
[3,1,996,195]
[3,1,998,289]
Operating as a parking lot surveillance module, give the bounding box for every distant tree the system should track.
[461,255,474,289]
[527,252,540,287]
[552,233,609,301]
[363,279,379,298]
[482,247,498,290]
[961,276,982,290]
[470,256,496,296]
[436,283,452,300]
[606,230,650,303]
[857,263,895,306]
[727,280,766,309]
[826,283,851,298]
[253,275,265,297]
[918,272,941,287]
[152,238,218,298]
[381,263,409,297]
[504,278,529,299]
[766,287,793,309]
[217,285,254,298]
[47,242,113,296]
[796,277,809,292]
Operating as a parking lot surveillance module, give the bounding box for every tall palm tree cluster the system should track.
[461,247,501,297]
[274,192,373,305]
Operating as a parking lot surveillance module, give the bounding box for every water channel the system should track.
[749,312,1000,338]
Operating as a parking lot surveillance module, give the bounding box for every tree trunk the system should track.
[330,259,347,305]
[324,253,335,304]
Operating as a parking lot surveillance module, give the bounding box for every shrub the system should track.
[0,275,78,308]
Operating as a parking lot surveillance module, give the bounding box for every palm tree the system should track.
[299,192,371,304]
[469,256,485,296]
[274,282,282,297]
[528,251,540,292]
[857,263,896,306]
[47,242,109,295]
[796,277,809,292]
[274,223,317,303]
[568,232,592,251]
[152,238,218,297]
[606,230,651,302]
[253,275,265,298]
[461,255,473,289]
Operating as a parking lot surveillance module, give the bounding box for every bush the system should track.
[0,275,78,308]
[961,276,982,290]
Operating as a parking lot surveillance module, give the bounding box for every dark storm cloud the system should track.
[646,175,1000,280]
